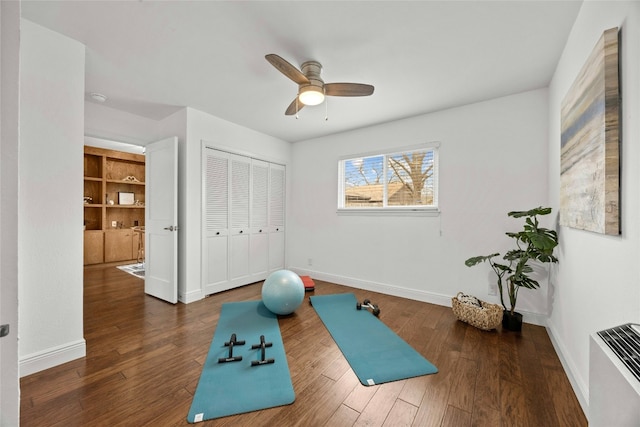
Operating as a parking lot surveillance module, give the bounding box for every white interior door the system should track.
[250,159,269,279]
[229,154,251,283]
[145,137,178,303]
[269,163,286,271]
[203,149,229,295]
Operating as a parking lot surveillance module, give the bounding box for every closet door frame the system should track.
[201,142,286,296]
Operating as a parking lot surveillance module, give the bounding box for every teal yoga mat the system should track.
[187,300,294,423]
[310,293,438,386]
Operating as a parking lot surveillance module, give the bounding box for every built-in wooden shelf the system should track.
[83,145,145,265]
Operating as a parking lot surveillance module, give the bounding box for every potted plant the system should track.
[465,206,558,331]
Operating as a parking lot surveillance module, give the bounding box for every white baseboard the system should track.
[290,267,548,327]
[180,288,203,304]
[20,339,86,377]
[546,322,590,418]
[518,310,547,327]
[291,267,454,308]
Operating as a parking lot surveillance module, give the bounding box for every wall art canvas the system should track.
[560,27,620,235]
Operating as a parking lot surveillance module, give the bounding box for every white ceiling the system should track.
[21,1,582,143]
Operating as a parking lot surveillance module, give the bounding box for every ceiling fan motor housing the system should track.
[300,61,324,92]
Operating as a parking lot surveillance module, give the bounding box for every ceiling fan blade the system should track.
[285,98,305,116]
[325,83,375,97]
[265,54,309,85]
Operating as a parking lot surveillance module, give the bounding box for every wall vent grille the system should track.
[597,323,640,383]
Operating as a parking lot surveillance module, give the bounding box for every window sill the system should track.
[336,208,440,217]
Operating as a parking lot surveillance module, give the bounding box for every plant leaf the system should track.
[508,206,552,218]
[464,253,500,267]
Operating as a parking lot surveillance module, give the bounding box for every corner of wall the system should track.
[546,322,589,414]
[19,340,86,378]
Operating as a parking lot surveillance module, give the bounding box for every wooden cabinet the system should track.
[83,146,145,265]
[83,231,104,265]
[104,230,139,263]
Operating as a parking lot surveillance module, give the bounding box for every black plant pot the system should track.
[502,310,523,332]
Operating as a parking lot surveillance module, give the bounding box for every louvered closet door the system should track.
[269,163,285,271]
[250,159,269,279]
[229,153,251,283]
[203,149,229,295]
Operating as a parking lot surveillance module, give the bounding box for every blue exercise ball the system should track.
[262,270,305,315]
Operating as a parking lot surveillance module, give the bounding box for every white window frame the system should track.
[337,142,440,217]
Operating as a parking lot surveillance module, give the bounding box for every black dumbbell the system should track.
[356,299,380,317]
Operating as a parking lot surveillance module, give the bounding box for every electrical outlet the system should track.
[307,258,313,266]
[111,220,117,228]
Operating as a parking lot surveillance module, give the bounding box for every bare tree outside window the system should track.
[341,147,437,209]
[344,156,384,207]
[387,151,434,206]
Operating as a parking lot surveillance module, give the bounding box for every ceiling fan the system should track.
[265,54,374,116]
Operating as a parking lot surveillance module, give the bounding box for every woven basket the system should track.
[451,292,503,331]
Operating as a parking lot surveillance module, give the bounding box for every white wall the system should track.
[547,1,640,415]
[85,101,164,146]
[289,89,550,320]
[19,19,86,375]
[162,107,291,303]
[1,1,21,423]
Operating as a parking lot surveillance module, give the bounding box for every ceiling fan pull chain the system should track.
[325,95,329,121]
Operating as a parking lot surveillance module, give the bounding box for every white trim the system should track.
[290,267,456,308]
[546,322,590,418]
[201,139,286,167]
[84,136,145,154]
[19,339,86,377]
[518,310,548,327]
[337,207,440,217]
[290,266,549,328]
[180,289,203,304]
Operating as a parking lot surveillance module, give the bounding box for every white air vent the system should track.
[590,324,640,426]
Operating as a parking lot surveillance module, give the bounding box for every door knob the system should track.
[164,225,177,231]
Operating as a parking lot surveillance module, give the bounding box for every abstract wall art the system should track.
[560,27,620,235]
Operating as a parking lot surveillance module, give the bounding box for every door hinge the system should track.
[0,324,9,338]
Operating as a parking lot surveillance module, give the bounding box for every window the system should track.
[338,143,439,214]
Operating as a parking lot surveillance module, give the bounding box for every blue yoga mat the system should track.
[187,300,295,423]
[310,293,438,386]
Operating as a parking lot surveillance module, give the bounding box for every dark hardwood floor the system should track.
[20,265,587,426]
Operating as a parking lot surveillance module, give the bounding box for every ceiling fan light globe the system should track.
[298,87,325,106]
